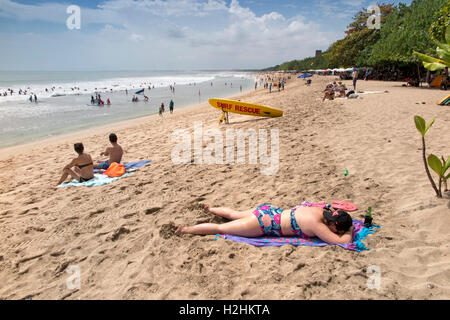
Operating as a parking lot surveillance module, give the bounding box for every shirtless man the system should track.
[94,133,123,170]
[353,68,359,90]
[176,204,354,245]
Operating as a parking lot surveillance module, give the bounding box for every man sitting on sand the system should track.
[176,204,354,245]
[94,133,123,170]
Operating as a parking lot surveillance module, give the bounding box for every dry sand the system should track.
[0,75,449,300]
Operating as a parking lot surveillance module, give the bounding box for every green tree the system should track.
[324,3,395,68]
[429,2,450,42]
[369,0,447,67]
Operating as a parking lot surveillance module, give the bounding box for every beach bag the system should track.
[103,162,125,177]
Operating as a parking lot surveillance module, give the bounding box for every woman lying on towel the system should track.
[57,143,94,186]
[176,204,354,244]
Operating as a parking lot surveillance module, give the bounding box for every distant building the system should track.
[315,50,322,57]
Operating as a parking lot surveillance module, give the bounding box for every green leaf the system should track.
[414,51,449,70]
[414,116,426,136]
[424,118,435,135]
[428,154,443,177]
[436,47,450,62]
[443,157,450,174]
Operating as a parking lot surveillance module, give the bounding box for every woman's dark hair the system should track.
[74,143,84,154]
[323,209,353,232]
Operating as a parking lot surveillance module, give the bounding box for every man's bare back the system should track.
[95,133,124,170]
[103,143,123,164]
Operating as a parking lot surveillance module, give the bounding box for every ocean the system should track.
[0,70,256,148]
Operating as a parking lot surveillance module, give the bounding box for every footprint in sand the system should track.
[107,226,130,242]
[145,207,161,215]
[123,212,137,219]
[159,222,177,239]
[89,208,105,218]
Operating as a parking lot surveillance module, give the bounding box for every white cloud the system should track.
[0,0,341,70]
[130,33,145,42]
[341,0,365,7]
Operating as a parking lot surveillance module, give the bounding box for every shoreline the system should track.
[0,71,258,151]
[0,86,258,160]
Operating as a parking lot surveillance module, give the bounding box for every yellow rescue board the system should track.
[209,98,283,118]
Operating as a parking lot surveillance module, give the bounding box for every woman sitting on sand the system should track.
[57,143,94,185]
[322,83,335,101]
[176,204,354,244]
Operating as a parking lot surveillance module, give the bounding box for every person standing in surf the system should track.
[169,99,174,114]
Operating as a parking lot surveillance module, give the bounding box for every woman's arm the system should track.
[63,158,78,170]
[312,223,353,245]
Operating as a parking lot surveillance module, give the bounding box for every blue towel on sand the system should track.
[58,173,134,188]
[60,160,151,188]
[93,160,152,174]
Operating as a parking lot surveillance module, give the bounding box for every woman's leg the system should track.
[57,168,80,185]
[176,216,263,237]
[205,205,254,221]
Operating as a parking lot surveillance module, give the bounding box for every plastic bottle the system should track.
[364,207,373,228]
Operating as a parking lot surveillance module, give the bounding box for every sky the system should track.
[0,0,412,71]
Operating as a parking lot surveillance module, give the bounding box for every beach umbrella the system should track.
[298,73,313,78]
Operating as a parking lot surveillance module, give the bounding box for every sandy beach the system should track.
[0,74,449,300]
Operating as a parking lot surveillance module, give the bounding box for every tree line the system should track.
[263,0,449,74]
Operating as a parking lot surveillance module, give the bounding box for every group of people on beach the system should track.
[258,73,288,94]
[57,130,355,245]
[57,133,123,186]
[1,88,43,97]
[91,93,110,106]
[159,99,174,116]
[55,72,359,246]
[322,81,350,101]
[29,94,38,103]
[337,66,449,91]
[1,88,25,97]
[1,86,73,98]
